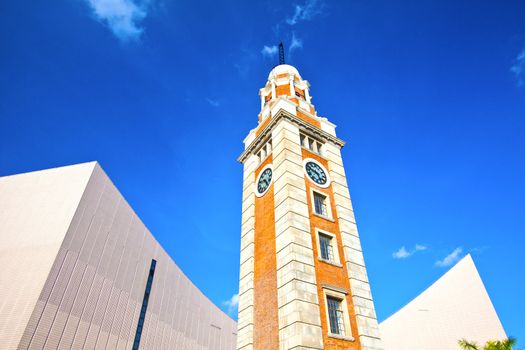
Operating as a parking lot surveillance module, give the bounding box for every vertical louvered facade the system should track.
[0,162,236,350]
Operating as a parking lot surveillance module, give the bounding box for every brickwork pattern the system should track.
[272,120,324,350]
[323,143,384,350]
[302,149,362,350]
[253,157,280,350]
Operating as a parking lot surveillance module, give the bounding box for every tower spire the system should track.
[278,42,285,65]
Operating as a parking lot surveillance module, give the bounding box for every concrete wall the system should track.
[0,162,236,350]
[380,255,506,350]
[0,162,94,349]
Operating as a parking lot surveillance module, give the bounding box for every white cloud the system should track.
[261,34,301,61]
[261,45,278,58]
[511,48,525,87]
[289,32,303,56]
[470,246,489,255]
[286,0,324,26]
[392,246,410,259]
[415,244,427,251]
[85,0,148,42]
[206,98,220,107]
[223,293,239,316]
[392,244,428,259]
[262,0,322,61]
[435,247,463,267]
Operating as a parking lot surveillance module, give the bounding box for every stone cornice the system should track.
[238,109,346,163]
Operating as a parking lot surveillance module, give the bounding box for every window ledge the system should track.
[312,212,335,222]
[328,334,354,342]
[301,146,331,162]
[318,257,343,268]
[257,153,272,167]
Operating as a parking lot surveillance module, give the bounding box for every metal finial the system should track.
[279,42,285,65]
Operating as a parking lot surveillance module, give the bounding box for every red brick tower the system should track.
[236,64,383,350]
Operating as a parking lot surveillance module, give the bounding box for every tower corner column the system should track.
[323,142,384,350]
[237,154,258,350]
[272,119,324,350]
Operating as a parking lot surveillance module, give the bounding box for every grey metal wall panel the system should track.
[0,163,95,350]
[1,163,236,350]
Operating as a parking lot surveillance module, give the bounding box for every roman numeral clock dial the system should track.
[305,161,328,186]
[256,166,273,197]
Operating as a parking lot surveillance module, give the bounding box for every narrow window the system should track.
[308,137,314,151]
[133,259,157,350]
[327,296,346,336]
[316,142,322,155]
[319,233,335,262]
[300,134,306,148]
[313,192,328,217]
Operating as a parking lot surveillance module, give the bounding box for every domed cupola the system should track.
[258,44,315,121]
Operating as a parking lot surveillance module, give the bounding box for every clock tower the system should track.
[236,63,383,350]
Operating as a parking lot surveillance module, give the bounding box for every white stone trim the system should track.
[303,157,331,188]
[254,164,273,198]
[305,84,311,103]
[322,287,355,341]
[309,188,333,220]
[272,119,324,350]
[238,108,344,163]
[314,228,341,266]
[323,141,384,350]
[237,154,257,350]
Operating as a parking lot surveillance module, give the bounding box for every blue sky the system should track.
[1,0,524,344]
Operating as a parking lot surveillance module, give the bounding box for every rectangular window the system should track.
[316,142,322,155]
[133,259,157,350]
[313,192,328,217]
[319,233,335,262]
[299,133,323,156]
[327,296,346,336]
[256,139,273,164]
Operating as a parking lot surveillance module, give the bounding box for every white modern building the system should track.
[379,254,507,350]
[0,162,236,350]
[0,161,510,350]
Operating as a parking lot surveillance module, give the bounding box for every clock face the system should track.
[305,161,328,186]
[257,167,272,195]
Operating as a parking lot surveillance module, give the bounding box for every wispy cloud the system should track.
[435,247,463,267]
[392,246,410,259]
[261,45,278,59]
[206,98,220,107]
[392,244,427,259]
[222,293,239,316]
[289,32,303,54]
[286,0,325,26]
[260,0,324,59]
[470,246,489,255]
[415,244,427,251]
[511,48,525,87]
[85,0,149,42]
